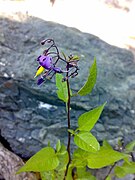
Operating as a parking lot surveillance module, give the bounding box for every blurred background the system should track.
[0,0,135,51]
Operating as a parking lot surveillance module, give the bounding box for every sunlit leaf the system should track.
[61,51,67,60]
[40,171,54,180]
[17,147,59,173]
[58,144,67,155]
[102,140,112,149]
[47,141,51,147]
[72,148,88,167]
[56,140,61,152]
[68,129,75,135]
[56,153,68,171]
[114,166,125,178]
[78,102,106,131]
[78,58,97,96]
[87,145,128,169]
[56,74,68,102]
[74,132,100,152]
[76,167,96,180]
[56,144,69,171]
[52,144,69,179]
[105,175,111,180]
[114,162,135,178]
[54,171,65,180]
[66,164,73,180]
[71,55,80,60]
[125,140,135,152]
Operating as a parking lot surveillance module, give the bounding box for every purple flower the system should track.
[35,39,79,86]
[37,77,45,85]
[53,67,63,73]
[37,55,52,70]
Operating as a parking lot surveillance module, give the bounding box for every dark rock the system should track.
[0,14,135,157]
[95,123,105,132]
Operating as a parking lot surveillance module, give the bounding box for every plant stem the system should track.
[66,78,71,162]
[131,152,135,162]
[103,162,117,180]
[64,67,71,179]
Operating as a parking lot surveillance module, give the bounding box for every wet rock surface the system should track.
[0,14,135,157]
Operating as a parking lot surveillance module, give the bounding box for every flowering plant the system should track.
[34,39,79,85]
[17,39,135,180]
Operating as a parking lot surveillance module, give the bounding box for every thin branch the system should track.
[66,78,71,162]
[131,152,135,162]
[64,65,71,179]
[103,162,117,180]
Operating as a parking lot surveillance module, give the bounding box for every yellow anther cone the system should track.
[34,66,45,78]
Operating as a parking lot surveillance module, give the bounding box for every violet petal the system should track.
[37,77,44,85]
[53,67,63,73]
[38,55,52,70]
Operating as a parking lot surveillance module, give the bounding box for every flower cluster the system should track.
[34,39,79,85]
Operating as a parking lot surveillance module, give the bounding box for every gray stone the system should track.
[107,125,120,132]
[0,33,5,43]
[0,14,135,157]
[95,123,105,132]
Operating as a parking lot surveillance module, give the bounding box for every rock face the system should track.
[0,142,37,180]
[0,14,135,158]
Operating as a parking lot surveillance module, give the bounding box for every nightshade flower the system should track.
[37,55,52,70]
[34,66,45,78]
[34,38,79,85]
[37,77,45,85]
[34,55,53,79]
[53,67,63,73]
[34,55,63,81]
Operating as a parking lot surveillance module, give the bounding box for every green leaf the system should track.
[40,171,55,180]
[72,148,89,167]
[74,132,100,152]
[76,167,96,180]
[65,164,73,180]
[52,144,69,180]
[56,74,68,103]
[56,143,68,171]
[125,140,135,152]
[114,166,126,178]
[71,55,80,61]
[47,141,51,147]
[102,140,112,149]
[56,149,69,171]
[61,51,67,60]
[78,102,106,131]
[40,169,65,180]
[54,171,65,180]
[114,162,135,178]
[68,129,75,135]
[78,58,97,96]
[17,147,59,173]
[57,144,67,156]
[87,145,128,169]
[56,140,61,152]
[105,175,111,180]
[117,138,124,149]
